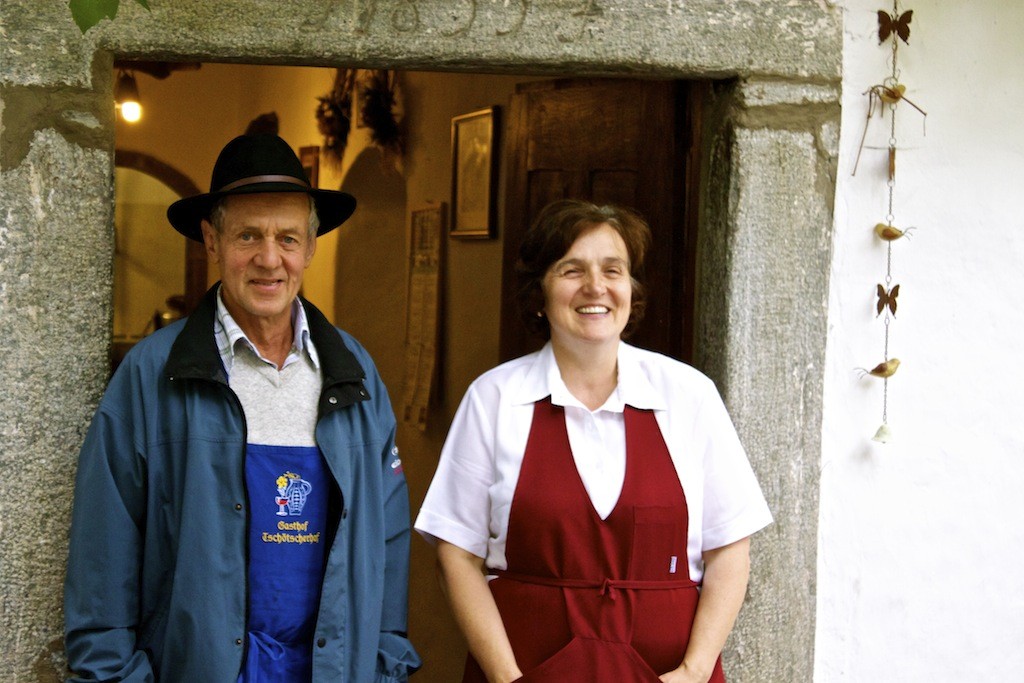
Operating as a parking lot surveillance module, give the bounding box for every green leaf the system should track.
[134,0,150,9]
[68,0,121,33]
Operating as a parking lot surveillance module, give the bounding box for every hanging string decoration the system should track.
[854,2,927,444]
[316,69,405,168]
[316,69,357,164]
[359,69,404,165]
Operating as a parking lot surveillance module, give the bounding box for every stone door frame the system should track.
[1,2,840,680]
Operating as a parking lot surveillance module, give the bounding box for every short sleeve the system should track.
[414,383,496,558]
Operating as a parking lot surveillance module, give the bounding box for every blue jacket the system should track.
[64,287,421,682]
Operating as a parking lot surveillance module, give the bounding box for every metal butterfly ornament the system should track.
[876,284,900,317]
[877,9,912,44]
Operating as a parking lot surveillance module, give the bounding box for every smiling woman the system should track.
[541,224,633,398]
[416,199,773,683]
[516,200,650,350]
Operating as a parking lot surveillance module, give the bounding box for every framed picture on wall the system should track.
[299,145,320,188]
[450,106,499,238]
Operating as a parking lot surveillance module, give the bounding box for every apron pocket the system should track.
[516,638,662,683]
[515,638,584,682]
[629,505,687,580]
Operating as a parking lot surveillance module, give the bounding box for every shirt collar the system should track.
[512,341,666,413]
[213,287,320,371]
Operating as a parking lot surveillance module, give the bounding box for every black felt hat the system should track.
[167,134,356,242]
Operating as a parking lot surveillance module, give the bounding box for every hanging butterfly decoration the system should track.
[876,284,900,317]
[863,4,923,444]
[877,9,912,44]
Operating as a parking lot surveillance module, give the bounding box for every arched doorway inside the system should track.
[112,150,205,368]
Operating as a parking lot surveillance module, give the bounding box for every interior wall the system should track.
[114,63,251,209]
[398,70,533,680]
[819,1,1024,680]
[113,167,186,338]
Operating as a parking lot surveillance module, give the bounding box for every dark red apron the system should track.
[464,398,725,682]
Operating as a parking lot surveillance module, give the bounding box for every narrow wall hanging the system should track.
[855,2,927,444]
[316,69,404,168]
[316,69,357,164]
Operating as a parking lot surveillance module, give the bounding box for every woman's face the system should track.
[542,223,633,353]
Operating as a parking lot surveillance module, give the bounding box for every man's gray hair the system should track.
[208,194,320,240]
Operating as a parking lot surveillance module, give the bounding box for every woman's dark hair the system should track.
[516,199,652,340]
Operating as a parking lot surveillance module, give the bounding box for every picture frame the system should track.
[299,145,320,188]
[450,106,499,238]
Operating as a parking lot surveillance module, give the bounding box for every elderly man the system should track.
[64,134,420,682]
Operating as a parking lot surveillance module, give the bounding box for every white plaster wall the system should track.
[818,1,1024,680]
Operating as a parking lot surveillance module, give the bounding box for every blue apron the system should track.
[238,444,330,683]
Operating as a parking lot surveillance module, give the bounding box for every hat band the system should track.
[217,174,310,192]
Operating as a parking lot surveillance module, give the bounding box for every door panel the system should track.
[500,78,697,362]
[590,170,638,208]
[527,170,575,219]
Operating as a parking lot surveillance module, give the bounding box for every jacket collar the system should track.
[165,285,229,384]
[165,285,366,395]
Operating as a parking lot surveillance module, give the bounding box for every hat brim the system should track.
[167,183,356,242]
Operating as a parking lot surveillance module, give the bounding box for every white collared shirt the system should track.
[415,341,773,582]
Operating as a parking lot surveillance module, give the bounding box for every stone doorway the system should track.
[1,2,840,680]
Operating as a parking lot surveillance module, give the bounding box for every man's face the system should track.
[201,193,315,335]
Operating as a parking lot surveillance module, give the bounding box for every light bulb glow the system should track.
[120,101,142,123]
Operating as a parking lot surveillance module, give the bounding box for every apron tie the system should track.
[240,631,286,682]
[495,569,699,596]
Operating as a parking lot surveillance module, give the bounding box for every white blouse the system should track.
[414,342,773,583]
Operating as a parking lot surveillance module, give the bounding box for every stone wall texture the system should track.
[0,1,841,680]
[0,130,114,681]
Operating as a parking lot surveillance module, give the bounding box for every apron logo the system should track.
[669,555,678,574]
[275,471,312,517]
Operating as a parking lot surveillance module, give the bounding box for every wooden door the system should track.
[499,78,699,362]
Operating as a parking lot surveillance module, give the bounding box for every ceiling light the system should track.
[115,71,142,123]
